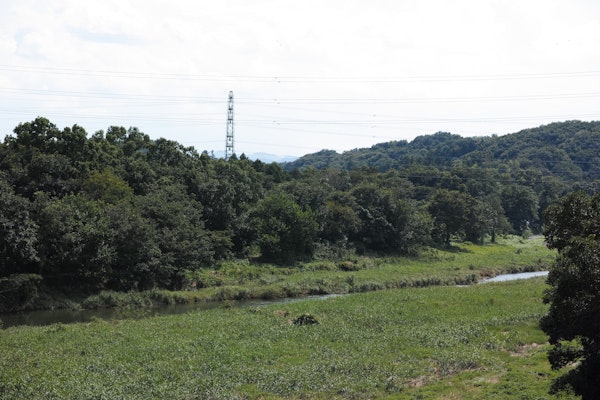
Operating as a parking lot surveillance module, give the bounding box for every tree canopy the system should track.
[541,191,600,398]
[1,117,599,311]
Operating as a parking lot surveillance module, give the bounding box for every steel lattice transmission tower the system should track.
[225,91,234,160]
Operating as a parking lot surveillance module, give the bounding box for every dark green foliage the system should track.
[0,274,42,312]
[320,191,361,244]
[134,181,213,288]
[0,117,598,304]
[34,194,118,291]
[501,184,539,233]
[429,189,484,246]
[82,168,133,204]
[247,193,318,263]
[541,191,600,398]
[0,178,39,275]
[293,313,319,325]
[284,121,600,179]
[350,182,430,254]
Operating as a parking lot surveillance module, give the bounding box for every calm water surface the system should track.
[481,271,548,283]
[0,294,341,329]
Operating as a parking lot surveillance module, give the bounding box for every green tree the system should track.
[0,178,39,276]
[191,158,264,232]
[34,194,116,291]
[247,193,318,264]
[0,273,43,312]
[501,184,539,233]
[319,191,361,244]
[104,203,161,291]
[135,180,214,288]
[462,195,486,244]
[428,189,482,246]
[481,194,511,243]
[1,118,85,198]
[348,182,429,254]
[541,191,600,398]
[82,168,133,204]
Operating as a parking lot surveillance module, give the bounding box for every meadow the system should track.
[0,278,575,399]
[0,237,579,399]
[81,235,554,308]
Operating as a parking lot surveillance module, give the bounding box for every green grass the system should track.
[215,235,553,301]
[0,277,577,399]
[80,235,554,309]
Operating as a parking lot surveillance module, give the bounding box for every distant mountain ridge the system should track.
[247,152,298,163]
[210,150,298,163]
[282,120,600,182]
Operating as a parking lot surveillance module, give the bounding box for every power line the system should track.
[4,86,600,104]
[2,63,600,83]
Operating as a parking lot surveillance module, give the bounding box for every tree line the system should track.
[285,121,600,186]
[0,117,595,310]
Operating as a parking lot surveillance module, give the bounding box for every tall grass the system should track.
[78,235,554,309]
[0,277,572,399]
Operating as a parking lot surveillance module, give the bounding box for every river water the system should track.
[0,294,341,329]
[0,272,547,329]
[480,271,548,283]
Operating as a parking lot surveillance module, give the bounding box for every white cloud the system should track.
[1,0,600,156]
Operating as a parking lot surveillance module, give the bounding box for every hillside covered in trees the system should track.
[0,118,598,311]
[285,120,600,185]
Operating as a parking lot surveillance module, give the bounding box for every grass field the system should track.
[0,236,576,399]
[0,278,578,399]
[79,235,556,309]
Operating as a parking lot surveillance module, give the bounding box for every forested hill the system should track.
[1,117,599,311]
[283,120,600,182]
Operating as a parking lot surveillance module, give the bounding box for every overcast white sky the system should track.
[2,0,600,157]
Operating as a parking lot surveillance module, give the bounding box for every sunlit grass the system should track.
[68,236,554,310]
[0,277,575,399]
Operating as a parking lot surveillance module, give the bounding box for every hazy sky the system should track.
[2,0,600,157]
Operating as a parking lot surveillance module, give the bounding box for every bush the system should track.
[0,274,43,312]
[82,291,152,309]
[293,313,319,325]
[146,289,189,305]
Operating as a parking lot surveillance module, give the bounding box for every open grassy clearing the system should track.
[0,277,577,399]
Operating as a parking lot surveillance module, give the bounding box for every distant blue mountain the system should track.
[207,150,298,163]
[246,152,298,163]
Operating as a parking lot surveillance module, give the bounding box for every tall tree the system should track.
[247,193,318,264]
[541,191,600,398]
[0,178,39,276]
[34,194,116,291]
[501,184,539,233]
[428,189,482,246]
[135,179,214,288]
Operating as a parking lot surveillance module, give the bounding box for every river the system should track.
[0,272,547,329]
[0,294,342,329]
[480,271,548,283]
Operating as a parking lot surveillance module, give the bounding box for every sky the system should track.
[1,0,600,158]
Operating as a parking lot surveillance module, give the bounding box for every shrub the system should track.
[0,274,43,312]
[82,291,151,309]
[293,313,319,325]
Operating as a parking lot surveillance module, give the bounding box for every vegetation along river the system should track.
[0,272,546,329]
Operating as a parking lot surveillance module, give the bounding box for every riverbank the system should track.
[0,277,567,399]
[1,235,554,327]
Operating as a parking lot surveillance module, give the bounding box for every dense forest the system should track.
[285,120,600,184]
[1,118,598,311]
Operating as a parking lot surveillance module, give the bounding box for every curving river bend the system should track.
[1,272,547,329]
